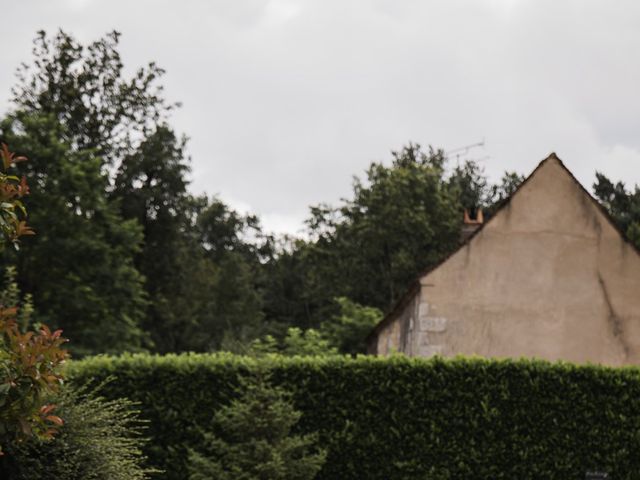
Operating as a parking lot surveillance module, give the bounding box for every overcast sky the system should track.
[2,0,640,235]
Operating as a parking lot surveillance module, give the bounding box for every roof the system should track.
[365,152,640,346]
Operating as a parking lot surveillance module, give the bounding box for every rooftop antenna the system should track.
[445,139,485,167]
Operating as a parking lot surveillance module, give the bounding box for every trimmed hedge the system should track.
[68,354,640,479]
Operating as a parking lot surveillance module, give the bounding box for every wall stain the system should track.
[597,272,630,358]
[464,242,472,266]
[577,188,602,237]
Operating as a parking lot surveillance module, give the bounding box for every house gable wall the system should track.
[373,157,640,366]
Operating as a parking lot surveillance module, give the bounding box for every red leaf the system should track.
[46,415,64,426]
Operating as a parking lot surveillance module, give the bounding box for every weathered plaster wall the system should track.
[375,293,419,355]
[379,157,640,366]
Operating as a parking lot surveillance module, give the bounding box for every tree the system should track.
[262,144,462,332]
[247,327,338,357]
[593,172,640,249]
[445,160,524,217]
[112,125,206,352]
[321,297,382,355]
[0,114,147,354]
[1,29,179,354]
[188,371,326,480]
[12,30,174,166]
[484,171,525,217]
[331,144,462,309]
[5,31,275,353]
[261,144,525,334]
[190,199,268,350]
[197,198,265,264]
[446,159,490,213]
[491,171,525,203]
[260,236,322,334]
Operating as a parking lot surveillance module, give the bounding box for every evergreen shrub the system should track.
[0,382,156,479]
[188,371,326,480]
[69,354,640,480]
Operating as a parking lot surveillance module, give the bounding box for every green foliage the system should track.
[0,382,156,479]
[309,144,461,310]
[4,30,270,353]
[0,267,34,331]
[188,371,325,480]
[0,144,33,247]
[69,353,640,480]
[260,235,320,332]
[281,328,336,357]
[262,144,523,334]
[112,125,207,352]
[490,171,525,203]
[445,159,489,211]
[12,30,174,165]
[0,309,67,454]
[197,198,265,264]
[1,113,148,354]
[0,145,67,454]
[111,120,266,353]
[248,328,338,357]
[188,199,269,350]
[321,297,382,355]
[4,29,535,354]
[199,250,265,350]
[593,172,640,249]
[0,29,167,354]
[446,161,524,215]
[262,145,460,330]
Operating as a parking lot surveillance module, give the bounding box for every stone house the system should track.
[366,154,640,366]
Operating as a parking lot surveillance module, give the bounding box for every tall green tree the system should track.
[112,125,206,352]
[0,114,147,354]
[326,144,463,309]
[194,200,268,350]
[0,30,174,354]
[12,30,174,166]
[261,236,317,333]
[263,144,462,330]
[114,128,270,352]
[5,30,274,353]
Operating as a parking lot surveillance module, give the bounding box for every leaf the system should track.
[39,404,56,415]
[46,415,64,426]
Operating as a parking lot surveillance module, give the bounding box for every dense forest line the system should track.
[1,30,638,357]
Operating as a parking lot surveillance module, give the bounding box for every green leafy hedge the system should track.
[68,354,640,480]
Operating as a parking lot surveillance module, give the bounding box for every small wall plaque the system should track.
[585,472,608,480]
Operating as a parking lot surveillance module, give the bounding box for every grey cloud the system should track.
[1,0,639,234]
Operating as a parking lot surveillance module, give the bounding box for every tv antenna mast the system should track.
[445,139,486,167]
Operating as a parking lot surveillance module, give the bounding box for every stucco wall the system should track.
[375,292,419,355]
[376,157,640,366]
